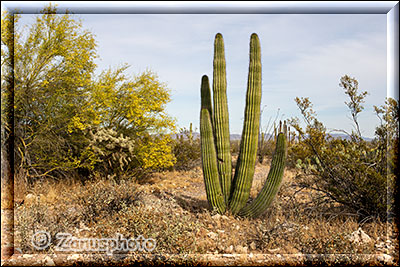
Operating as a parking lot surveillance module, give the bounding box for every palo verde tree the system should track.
[2,6,98,180]
[1,5,176,181]
[86,65,176,177]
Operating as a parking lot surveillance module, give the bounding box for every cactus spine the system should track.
[200,33,287,218]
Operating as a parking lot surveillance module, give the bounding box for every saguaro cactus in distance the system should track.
[200,33,287,218]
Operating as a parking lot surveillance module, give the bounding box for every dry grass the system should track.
[13,158,399,265]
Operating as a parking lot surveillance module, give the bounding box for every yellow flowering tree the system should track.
[2,6,97,180]
[86,65,176,177]
[2,6,176,181]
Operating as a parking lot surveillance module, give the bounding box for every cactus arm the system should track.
[212,33,232,203]
[238,129,287,218]
[229,33,262,214]
[200,75,226,213]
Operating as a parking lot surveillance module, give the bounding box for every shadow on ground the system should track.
[153,190,210,214]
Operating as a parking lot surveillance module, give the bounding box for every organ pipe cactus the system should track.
[200,33,287,218]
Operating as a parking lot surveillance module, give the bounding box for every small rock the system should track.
[377,254,393,264]
[235,245,248,254]
[375,241,386,249]
[24,194,37,207]
[207,231,218,240]
[221,215,229,220]
[67,254,80,261]
[212,214,221,220]
[268,248,280,253]
[250,242,257,250]
[67,206,78,215]
[79,222,90,232]
[226,245,234,253]
[43,256,55,266]
[348,228,372,244]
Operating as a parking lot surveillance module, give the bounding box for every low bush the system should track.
[288,75,399,221]
[172,124,201,171]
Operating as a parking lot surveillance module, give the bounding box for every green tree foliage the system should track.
[2,7,98,180]
[86,66,176,177]
[289,75,398,220]
[1,6,176,181]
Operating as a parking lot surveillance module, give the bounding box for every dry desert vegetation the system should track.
[10,157,398,266]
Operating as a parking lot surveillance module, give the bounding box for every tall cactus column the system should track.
[238,122,287,218]
[200,75,226,213]
[212,33,232,204]
[229,33,262,214]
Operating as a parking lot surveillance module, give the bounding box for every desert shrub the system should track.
[15,179,141,253]
[230,139,241,155]
[289,75,399,220]
[172,125,201,171]
[74,180,140,223]
[257,135,276,164]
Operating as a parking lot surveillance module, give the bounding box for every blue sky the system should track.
[18,12,388,138]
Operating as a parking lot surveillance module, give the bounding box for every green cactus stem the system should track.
[212,33,232,204]
[238,123,287,218]
[229,33,262,214]
[200,75,226,213]
[189,122,193,144]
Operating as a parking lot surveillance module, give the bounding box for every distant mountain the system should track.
[329,133,373,141]
[230,134,241,141]
[171,132,373,142]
